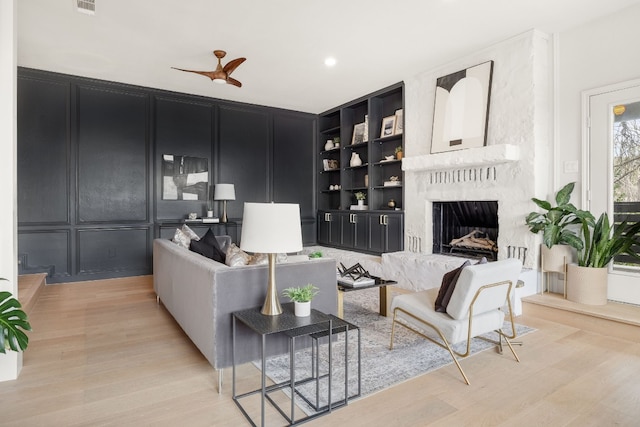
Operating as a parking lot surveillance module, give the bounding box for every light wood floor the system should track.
[1,276,639,426]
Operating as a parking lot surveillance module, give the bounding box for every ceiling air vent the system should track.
[76,0,95,15]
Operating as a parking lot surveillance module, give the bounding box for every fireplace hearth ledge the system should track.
[402,144,520,172]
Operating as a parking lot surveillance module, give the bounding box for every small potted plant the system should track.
[395,146,403,160]
[282,284,319,317]
[355,191,366,208]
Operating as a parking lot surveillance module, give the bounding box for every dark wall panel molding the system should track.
[77,227,150,275]
[17,67,316,283]
[18,230,71,281]
[17,76,71,225]
[218,105,270,220]
[77,85,149,223]
[154,96,213,220]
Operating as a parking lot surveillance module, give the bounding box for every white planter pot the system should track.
[566,264,608,305]
[541,244,574,273]
[294,301,311,317]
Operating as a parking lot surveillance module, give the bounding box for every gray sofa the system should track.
[153,238,338,376]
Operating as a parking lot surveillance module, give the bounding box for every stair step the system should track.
[17,273,47,315]
[523,293,640,343]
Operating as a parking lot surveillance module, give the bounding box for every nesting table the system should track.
[232,303,335,426]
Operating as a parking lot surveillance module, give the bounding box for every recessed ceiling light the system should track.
[324,57,337,67]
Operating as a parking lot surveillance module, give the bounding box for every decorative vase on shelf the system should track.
[325,140,334,151]
[350,152,362,167]
[388,199,396,209]
[357,200,364,207]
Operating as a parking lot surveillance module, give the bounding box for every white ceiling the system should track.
[17,0,640,114]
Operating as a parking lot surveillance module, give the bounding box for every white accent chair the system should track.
[389,258,523,385]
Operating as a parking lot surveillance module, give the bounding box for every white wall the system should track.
[0,0,21,381]
[556,3,640,205]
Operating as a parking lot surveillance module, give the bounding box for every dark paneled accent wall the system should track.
[17,68,317,283]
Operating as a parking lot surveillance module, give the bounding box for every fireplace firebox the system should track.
[433,201,499,260]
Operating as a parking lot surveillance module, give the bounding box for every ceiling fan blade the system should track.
[222,58,246,76]
[226,77,242,88]
[171,67,217,81]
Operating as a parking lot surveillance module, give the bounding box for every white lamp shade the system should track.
[214,183,236,200]
[240,203,303,253]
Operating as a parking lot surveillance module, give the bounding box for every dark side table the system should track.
[232,303,334,426]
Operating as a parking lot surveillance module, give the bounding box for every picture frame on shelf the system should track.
[322,159,339,171]
[394,109,403,135]
[352,122,366,145]
[380,115,396,138]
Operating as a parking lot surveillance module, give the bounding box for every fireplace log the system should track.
[450,229,498,252]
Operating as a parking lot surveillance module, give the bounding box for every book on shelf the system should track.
[383,181,402,186]
[185,217,220,223]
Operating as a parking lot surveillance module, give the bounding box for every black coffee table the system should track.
[336,276,397,318]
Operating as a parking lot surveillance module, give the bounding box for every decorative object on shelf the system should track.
[394,109,403,135]
[355,191,366,208]
[388,199,396,209]
[282,284,319,317]
[322,159,339,171]
[431,60,494,154]
[350,152,363,167]
[382,155,395,162]
[162,154,209,200]
[214,183,235,223]
[0,278,32,354]
[206,210,214,218]
[188,212,198,220]
[352,122,365,145]
[337,262,371,281]
[333,136,341,145]
[395,146,403,160]
[329,185,335,191]
[384,176,402,186]
[324,139,334,151]
[364,174,369,187]
[172,49,246,87]
[240,202,303,315]
[363,114,369,142]
[380,115,396,138]
[566,210,640,305]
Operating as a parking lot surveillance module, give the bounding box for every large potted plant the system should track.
[566,211,640,305]
[0,279,31,353]
[525,182,583,272]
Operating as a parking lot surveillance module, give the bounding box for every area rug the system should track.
[256,288,535,414]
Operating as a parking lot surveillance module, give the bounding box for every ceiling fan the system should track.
[172,50,246,87]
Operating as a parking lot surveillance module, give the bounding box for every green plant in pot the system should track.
[525,182,583,273]
[566,211,640,305]
[0,279,32,354]
[282,284,319,317]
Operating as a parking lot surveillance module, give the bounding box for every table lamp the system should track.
[214,183,235,222]
[240,202,303,315]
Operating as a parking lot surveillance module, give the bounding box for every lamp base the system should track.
[221,200,228,223]
[261,253,282,315]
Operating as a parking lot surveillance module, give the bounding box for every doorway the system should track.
[586,80,640,304]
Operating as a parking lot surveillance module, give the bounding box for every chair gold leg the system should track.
[499,330,520,363]
[442,340,471,385]
[389,310,397,350]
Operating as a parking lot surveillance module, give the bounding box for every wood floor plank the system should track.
[1,277,639,426]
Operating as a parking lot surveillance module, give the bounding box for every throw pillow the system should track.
[172,224,201,249]
[434,260,470,313]
[225,243,252,267]
[172,228,190,249]
[248,253,268,265]
[199,228,226,264]
[189,238,217,260]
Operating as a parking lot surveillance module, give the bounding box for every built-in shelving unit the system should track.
[316,82,404,254]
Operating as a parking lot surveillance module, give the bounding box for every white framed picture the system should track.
[380,115,396,138]
[394,109,403,135]
[352,122,366,144]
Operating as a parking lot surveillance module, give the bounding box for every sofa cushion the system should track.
[173,224,201,249]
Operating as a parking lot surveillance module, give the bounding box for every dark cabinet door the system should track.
[368,212,404,254]
[318,211,341,246]
[342,212,368,250]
